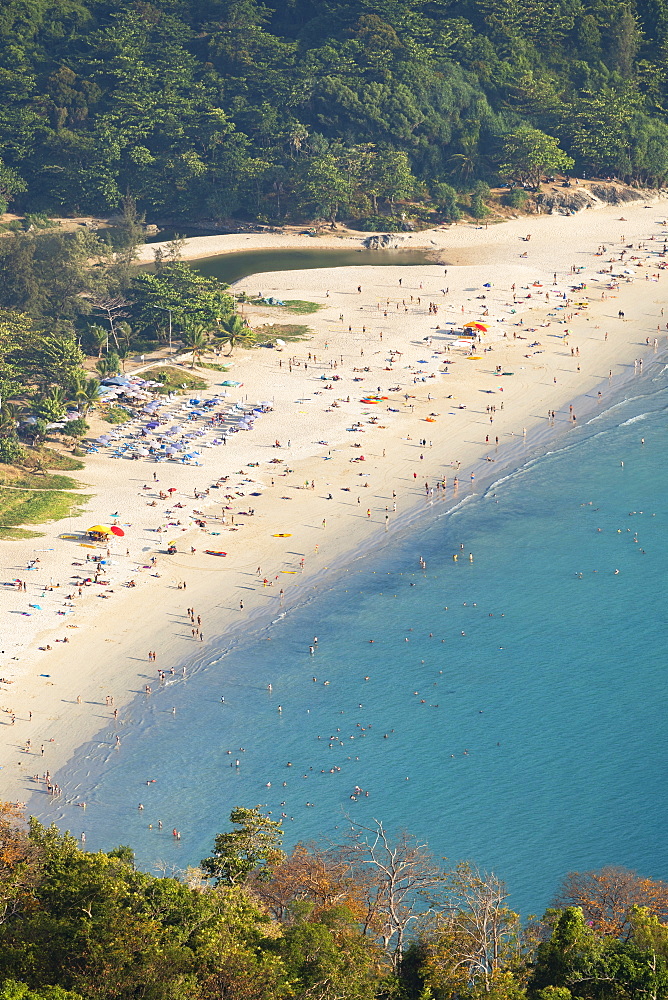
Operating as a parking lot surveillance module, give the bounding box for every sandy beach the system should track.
[1,199,666,809]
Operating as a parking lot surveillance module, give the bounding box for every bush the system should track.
[504,189,529,208]
[470,194,490,219]
[357,215,405,232]
[472,180,491,198]
[24,212,58,229]
[64,418,89,439]
[431,182,461,222]
[0,437,25,465]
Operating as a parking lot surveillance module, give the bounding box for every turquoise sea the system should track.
[40,359,668,917]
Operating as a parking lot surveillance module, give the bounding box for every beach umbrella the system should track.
[87,524,111,535]
[463,321,489,331]
[168,487,177,493]
[110,526,124,537]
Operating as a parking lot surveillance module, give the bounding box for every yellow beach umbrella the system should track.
[87,524,111,534]
[463,321,489,331]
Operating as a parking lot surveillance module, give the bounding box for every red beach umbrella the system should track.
[110,526,125,537]
[168,487,177,493]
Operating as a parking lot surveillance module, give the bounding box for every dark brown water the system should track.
[189,247,441,285]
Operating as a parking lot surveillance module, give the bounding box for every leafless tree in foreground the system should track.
[343,817,443,971]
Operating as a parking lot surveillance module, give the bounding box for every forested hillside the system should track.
[2,803,668,1000]
[2,0,668,226]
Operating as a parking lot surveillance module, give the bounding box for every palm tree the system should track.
[88,324,108,358]
[32,387,67,423]
[69,370,86,404]
[447,132,487,185]
[183,324,210,368]
[0,403,21,439]
[75,378,101,416]
[116,321,133,347]
[96,353,120,378]
[117,345,131,372]
[217,314,253,356]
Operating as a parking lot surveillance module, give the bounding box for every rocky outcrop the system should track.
[536,183,645,215]
[589,184,645,204]
[363,233,407,249]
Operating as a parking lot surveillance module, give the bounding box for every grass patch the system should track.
[198,362,232,372]
[250,298,322,315]
[0,488,90,533]
[144,365,208,393]
[0,467,80,491]
[283,300,323,314]
[22,447,84,472]
[0,448,89,538]
[103,406,132,424]
[254,323,311,342]
[0,526,44,540]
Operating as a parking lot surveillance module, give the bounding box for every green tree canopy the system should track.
[201,807,285,886]
[499,126,575,190]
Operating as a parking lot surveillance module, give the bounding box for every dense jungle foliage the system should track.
[2,803,668,1000]
[2,0,668,228]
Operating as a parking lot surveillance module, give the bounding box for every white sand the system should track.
[2,200,666,806]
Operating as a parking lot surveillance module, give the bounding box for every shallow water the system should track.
[42,364,668,917]
[189,247,440,285]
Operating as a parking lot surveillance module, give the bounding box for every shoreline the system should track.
[2,199,667,812]
[31,348,668,835]
[27,348,667,825]
[136,230,419,262]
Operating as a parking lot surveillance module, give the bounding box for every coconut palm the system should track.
[75,378,101,416]
[88,324,108,358]
[69,369,86,404]
[183,324,210,368]
[217,314,254,356]
[117,345,132,372]
[0,403,21,439]
[32,387,67,422]
[96,353,120,378]
[116,321,133,347]
[447,132,487,184]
